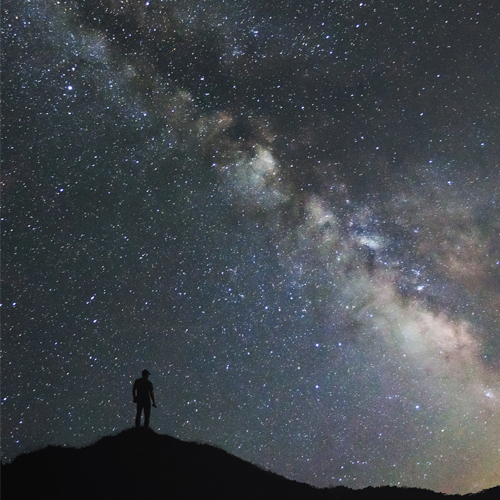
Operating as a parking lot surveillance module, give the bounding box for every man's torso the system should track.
[134,378,153,401]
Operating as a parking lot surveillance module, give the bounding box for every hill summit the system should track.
[1,428,497,499]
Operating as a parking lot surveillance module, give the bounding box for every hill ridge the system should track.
[2,428,497,499]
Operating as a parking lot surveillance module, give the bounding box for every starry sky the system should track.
[2,0,500,494]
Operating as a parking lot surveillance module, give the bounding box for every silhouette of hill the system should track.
[1,428,498,499]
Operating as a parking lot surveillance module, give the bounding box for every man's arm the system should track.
[132,380,137,401]
[150,389,157,408]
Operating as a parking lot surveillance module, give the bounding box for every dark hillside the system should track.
[1,429,497,500]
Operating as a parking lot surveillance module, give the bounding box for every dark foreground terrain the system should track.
[1,428,498,499]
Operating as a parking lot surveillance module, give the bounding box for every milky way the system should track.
[2,0,500,494]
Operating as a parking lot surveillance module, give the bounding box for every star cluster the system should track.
[2,0,500,494]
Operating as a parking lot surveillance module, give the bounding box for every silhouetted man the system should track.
[133,369,157,428]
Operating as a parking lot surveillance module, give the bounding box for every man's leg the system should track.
[144,401,151,428]
[136,402,143,428]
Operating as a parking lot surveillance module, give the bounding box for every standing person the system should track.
[133,369,157,428]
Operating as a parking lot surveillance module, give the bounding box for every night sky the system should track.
[2,0,500,494]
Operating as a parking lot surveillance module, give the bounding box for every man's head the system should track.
[142,369,151,378]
